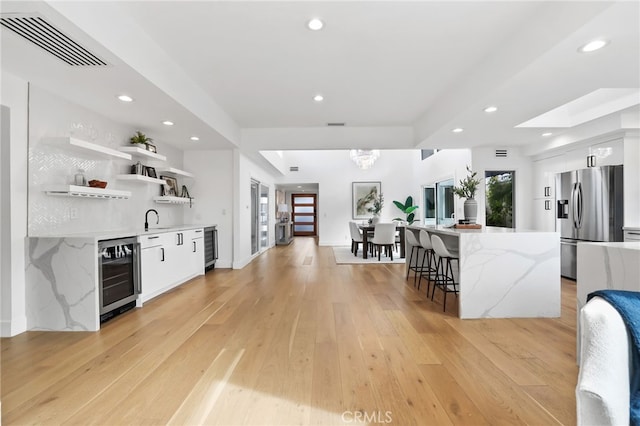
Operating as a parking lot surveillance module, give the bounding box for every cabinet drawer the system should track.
[624,230,640,242]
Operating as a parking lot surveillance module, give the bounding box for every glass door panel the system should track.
[292,193,317,236]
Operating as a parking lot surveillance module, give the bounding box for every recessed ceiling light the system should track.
[117,94,133,102]
[162,120,174,126]
[190,136,200,141]
[313,94,324,102]
[484,106,498,113]
[307,18,324,31]
[578,39,609,53]
[542,132,553,137]
[452,128,464,133]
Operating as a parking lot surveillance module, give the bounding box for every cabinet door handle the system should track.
[629,232,640,235]
[544,200,551,210]
[193,241,196,252]
[544,186,550,197]
[148,236,160,240]
[180,233,184,245]
[161,247,165,262]
[195,230,203,233]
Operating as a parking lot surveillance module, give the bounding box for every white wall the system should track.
[183,150,234,268]
[28,85,186,236]
[1,71,29,336]
[471,146,533,229]
[276,150,422,246]
[233,150,276,268]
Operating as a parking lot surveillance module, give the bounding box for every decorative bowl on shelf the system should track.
[88,180,108,188]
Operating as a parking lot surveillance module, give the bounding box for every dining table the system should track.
[358,224,406,259]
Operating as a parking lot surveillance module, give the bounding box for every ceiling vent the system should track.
[0,13,107,66]
[495,149,508,158]
[327,122,345,126]
[289,166,299,172]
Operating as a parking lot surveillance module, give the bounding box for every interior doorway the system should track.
[292,193,317,236]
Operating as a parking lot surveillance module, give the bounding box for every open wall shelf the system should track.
[153,196,194,205]
[45,185,131,200]
[157,167,194,178]
[118,146,167,162]
[116,174,167,185]
[43,137,132,161]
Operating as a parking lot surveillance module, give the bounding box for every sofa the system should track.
[576,296,631,425]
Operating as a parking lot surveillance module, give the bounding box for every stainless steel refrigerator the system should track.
[555,165,624,279]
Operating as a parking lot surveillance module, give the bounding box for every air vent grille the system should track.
[495,149,508,158]
[289,166,299,172]
[0,14,107,66]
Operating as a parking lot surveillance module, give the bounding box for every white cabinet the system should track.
[139,233,173,303]
[185,229,205,277]
[138,228,204,304]
[533,199,556,232]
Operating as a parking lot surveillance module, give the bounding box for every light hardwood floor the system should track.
[1,237,578,425]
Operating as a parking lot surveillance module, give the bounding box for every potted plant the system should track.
[452,166,482,223]
[393,196,419,225]
[129,131,156,152]
[367,193,384,224]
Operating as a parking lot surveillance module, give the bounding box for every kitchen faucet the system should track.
[144,209,159,231]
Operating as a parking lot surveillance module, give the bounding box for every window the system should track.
[423,178,455,226]
[485,171,515,228]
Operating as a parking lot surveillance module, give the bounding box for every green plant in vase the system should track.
[393,196,419,225]
[129,131,152,146]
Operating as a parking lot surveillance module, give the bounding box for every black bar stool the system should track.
[417,230,437,295]
[405,230,422,286]
[430,234,459,312]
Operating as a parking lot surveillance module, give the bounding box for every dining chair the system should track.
[349,221,365,256]
[370,223,397,261]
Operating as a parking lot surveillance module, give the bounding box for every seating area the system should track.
[349,222,401,261]
[406,228,460,312]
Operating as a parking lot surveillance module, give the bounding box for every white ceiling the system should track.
[1,1,639,160]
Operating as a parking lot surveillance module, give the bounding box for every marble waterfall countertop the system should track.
[577,241,640,308]
[405,225,561,319]
[28,224,216,240]
[26,224,216,332]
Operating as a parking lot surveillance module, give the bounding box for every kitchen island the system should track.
[26,225,213,331]
[406,225,560,319]
[576,241,640,311]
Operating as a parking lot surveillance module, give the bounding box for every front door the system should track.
[292,194,317,236]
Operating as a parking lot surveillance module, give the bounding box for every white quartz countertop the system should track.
[579,241,640,251]
[29,224,217,240]
[406,224,554,236]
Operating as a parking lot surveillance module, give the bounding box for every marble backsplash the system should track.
[28,85,188,236]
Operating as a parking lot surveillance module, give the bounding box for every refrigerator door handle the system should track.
[576,182,583,229]
[571,183,578,229]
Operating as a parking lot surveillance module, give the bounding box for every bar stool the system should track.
[405,230,422,285]
[417,230,437,294]
[430,234,459,312]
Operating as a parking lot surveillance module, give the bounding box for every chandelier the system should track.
[349,149,380,170]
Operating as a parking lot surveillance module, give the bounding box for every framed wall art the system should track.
[161,175,178,196]
[352,181,381,219]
